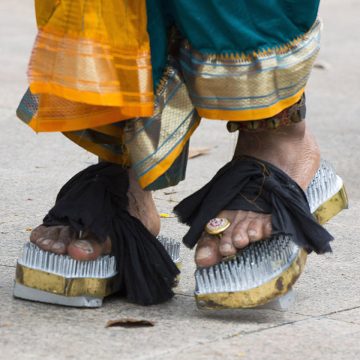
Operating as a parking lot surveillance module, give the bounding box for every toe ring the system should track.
[205,218,231,236]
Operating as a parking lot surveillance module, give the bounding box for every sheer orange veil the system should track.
[28,0,154,132]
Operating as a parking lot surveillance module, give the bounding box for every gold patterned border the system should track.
[180,21,322,121]
[125,65,201,189]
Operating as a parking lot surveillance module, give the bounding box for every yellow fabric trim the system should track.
[28,112,126,133]
[28,106,130,133]
[26,88,153,133]
[30,82,154,112]
[197,88,305,121]
[138,121,199,189]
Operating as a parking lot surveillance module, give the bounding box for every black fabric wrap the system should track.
[174,156,333,254]
[43,162,180,305]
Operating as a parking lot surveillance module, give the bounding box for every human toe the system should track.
[247,218,265,242]
[219,231,237,257]
[263,218,272,238]
[30,225,55,243]
[49,240,67,254]
[232,224,250,249]
[36,237,56,252]
[195,234,222,267]
[68,239,102,261]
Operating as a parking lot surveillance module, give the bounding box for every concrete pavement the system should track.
[0,1,359,359]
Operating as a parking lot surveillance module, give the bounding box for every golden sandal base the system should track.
[13,233,181,307]
[15,264,117,299]
[14,260,182,307]
[314,186,348,225]
[196,249,307,310]
[195,185,348,310]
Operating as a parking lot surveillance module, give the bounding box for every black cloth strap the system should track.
[43,162,179,305]
[174,156,333,254]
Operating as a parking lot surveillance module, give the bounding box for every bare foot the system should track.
[30,169,160,261]
[195,121,320,267]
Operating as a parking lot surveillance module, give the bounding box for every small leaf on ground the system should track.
[106,318,155,328]
[189,147,211,159]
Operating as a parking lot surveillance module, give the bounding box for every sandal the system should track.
[174,157,347,310]
[13,163,181,307]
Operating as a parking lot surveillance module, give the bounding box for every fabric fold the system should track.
[174,156,333,254]
[29,0,154,128]
[43,162,179,305]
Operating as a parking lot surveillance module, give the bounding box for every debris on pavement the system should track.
[159,213,176,218]
[314,61,331,70]
[106,318,155,328]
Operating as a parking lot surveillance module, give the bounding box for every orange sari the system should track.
[28,0,154,132]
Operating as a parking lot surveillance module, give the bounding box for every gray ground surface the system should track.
[1,1,359,359]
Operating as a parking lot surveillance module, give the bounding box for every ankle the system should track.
[233,120,320,189]
[128,169,161,236]
[234,121,308,155]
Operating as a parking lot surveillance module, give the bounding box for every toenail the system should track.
[233,235,244,242]
[196,247,212,260]
[72,240,94,254]
[220,244,233,253]
[52,242,65,250]
[39,238,51,246]
[248,230,257,238]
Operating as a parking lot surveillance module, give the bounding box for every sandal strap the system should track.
[174,156,333,254]
[43,162,179,305]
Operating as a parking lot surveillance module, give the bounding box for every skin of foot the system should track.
[30,169,160,261]
[195,121,321,268]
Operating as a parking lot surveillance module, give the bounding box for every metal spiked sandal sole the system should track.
[173,157,346,310]
[194,160,347,310]
[13,162,181,307]
[13,236,181,308]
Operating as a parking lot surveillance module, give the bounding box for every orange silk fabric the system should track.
[28,0,154,132]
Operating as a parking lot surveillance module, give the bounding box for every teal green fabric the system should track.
[146,0,171,91]
[169,0,320,54]
[146,143,190,191]
[146,0,320,88]
[145,0,320,189]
